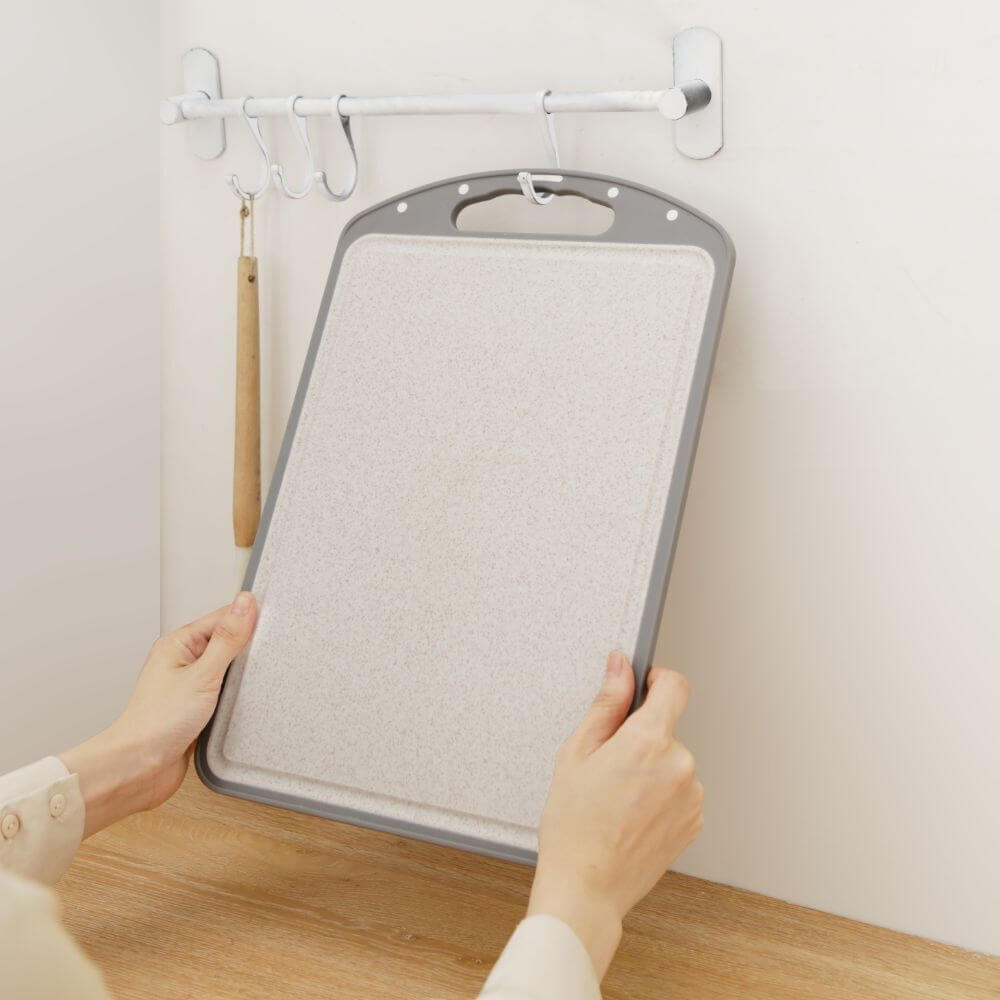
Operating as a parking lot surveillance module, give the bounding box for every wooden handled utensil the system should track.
[234,199,261,547]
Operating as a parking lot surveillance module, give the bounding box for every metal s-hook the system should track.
[270,95,315,198]
[226,97,272,199]
[517,171,563,206]
[517,91,562,206]
[313,95,359,202]
[537,89,560,169]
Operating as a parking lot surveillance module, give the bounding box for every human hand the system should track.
[60,592,258,837]
[527,653,703,979]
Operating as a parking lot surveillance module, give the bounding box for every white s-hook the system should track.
[518,90,562,206]
[270,95,315,199]
[314,95,359,201]
[537,89,560,169]
[226,97,272,200]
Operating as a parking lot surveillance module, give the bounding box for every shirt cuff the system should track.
[0,757,85,884]
[480,914,602,1000]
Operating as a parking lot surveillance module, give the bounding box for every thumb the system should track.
[194,591,258,685]
[570,651,635,756]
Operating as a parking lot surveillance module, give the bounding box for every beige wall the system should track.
[1,1,160,771]
[159,0,1000,954]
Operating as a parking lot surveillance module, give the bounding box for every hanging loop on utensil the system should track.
[313,95,359,202]
[271,95,316,199]
[227,97,272,200]
[239,197,256,260]
[239,199,249,255]
[517,171,563,206]
[537,89,560,169]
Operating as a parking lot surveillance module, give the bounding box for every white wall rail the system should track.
[160,28,723,200]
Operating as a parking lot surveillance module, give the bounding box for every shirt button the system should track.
[1,813,20,839]
[49,793,67,818]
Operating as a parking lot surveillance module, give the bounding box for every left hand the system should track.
[60,592,258,837]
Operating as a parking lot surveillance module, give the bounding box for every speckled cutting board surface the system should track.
[201,172,733,860]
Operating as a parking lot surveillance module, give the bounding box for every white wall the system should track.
[159,0,1000,954]
[0,1,160,770]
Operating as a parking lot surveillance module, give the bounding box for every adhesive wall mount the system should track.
[159,47,226,160]
[672,27,723,159]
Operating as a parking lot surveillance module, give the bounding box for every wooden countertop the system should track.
[57,770,999,999]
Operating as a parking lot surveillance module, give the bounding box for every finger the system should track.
[664,738,697,786]
[193,592,259,685]
[172,605,234,664]
[149,605,231,667]
[185,605,234,643]
[569,651,636,757]
[623,668,689,740]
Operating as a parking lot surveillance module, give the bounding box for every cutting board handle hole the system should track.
[455,193,614,236]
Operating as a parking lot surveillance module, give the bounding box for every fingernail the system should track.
[608,652,624,675]
[231,592,252,616]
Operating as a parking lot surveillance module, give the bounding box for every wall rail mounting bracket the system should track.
[165,47,225,160]
[672,27,723,159]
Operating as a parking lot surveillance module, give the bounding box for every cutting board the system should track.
[198,169,734,862]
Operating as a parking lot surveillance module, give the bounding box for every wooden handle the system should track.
[234,255,261,547]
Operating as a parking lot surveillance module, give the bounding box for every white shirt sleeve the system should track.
[0,867,109,999]
[2,757,603,1000]
[0,756,85,884]
[478,914,602,1000]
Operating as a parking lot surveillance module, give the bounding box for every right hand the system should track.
[527,653,703,979]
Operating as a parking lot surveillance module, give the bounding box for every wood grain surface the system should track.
[57,770,999,999]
